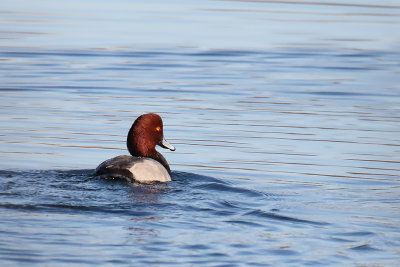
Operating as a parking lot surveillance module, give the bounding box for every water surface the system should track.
[0,0,400,266]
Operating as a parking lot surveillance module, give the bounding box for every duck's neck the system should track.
[127,125,152,156]
[149,152,171,174]
[127,131,171,174]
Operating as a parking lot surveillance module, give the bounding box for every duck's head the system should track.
[127,113,175,157]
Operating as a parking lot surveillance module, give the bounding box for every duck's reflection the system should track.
[125,185,168,244]
[128,182,169,203]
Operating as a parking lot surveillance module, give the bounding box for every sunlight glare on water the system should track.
[0,0,400,266]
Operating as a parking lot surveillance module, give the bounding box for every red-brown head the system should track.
[127,113,175,158]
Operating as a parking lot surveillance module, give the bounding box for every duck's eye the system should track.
[155,126,161,132]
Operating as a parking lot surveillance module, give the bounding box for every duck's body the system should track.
[95,155,171,183]
[94,113,175,183]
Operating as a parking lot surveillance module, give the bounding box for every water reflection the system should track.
[128,183,169,203]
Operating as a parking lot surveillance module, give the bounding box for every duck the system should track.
[95,113,175,183]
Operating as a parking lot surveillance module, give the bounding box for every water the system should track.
[1,0,400,266]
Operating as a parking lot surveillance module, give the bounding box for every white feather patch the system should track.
[129,158,171,183]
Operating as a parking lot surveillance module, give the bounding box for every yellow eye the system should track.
[155,126,161,132]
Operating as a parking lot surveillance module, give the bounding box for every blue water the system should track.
[1,0,400,266]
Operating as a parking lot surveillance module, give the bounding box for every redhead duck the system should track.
[95,113,175,183]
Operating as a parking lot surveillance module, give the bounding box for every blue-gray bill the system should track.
[160,137,175,151]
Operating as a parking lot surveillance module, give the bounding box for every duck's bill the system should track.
[159,137,176,151]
